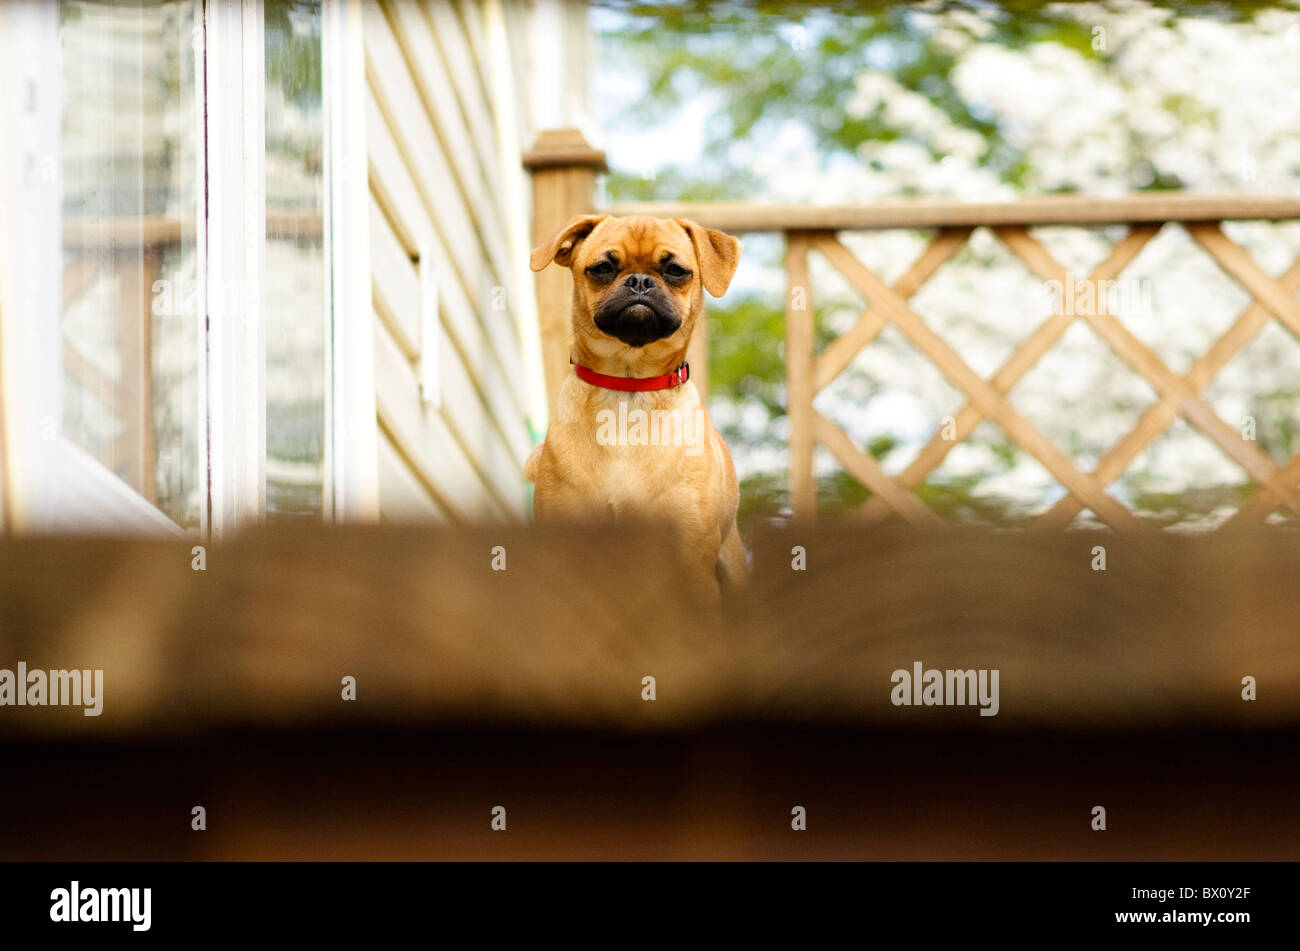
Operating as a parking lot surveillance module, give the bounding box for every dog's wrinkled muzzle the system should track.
[593,291,682,347]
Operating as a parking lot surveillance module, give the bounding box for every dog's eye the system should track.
[586,261,616,280]
[663,263,691,282]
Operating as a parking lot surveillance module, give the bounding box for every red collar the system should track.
[573,361,690,392]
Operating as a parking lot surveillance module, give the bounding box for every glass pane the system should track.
[59,0,201,530]
[264,0,327,519]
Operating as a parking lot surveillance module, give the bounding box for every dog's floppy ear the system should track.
[530,214,609,271]
[675,218,742,297]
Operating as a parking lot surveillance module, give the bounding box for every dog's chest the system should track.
[554,389,707,511]
[589,451,664,510]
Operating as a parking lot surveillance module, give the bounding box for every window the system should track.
[265,1,327,520]
[0,0,335,535]
[60,0,203,530]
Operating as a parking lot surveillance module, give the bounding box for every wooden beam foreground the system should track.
[1,523,1297,860]
[1,523,1296,736]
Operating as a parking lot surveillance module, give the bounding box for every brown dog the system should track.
[526,214,746,601]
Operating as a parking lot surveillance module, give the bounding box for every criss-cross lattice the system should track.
[785,223,1300,530]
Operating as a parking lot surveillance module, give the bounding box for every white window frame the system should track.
[322,0,378,524]
[204,0,268,540]
[0,0,369,537]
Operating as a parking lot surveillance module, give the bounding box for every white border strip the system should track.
[203,0,268,539]
[323,0,378,522]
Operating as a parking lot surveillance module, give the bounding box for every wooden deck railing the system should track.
[586,193,1300,530]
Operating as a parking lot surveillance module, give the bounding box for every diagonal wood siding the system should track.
[362,0,539,522]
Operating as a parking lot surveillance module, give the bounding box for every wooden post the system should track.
[114,247,161,504]
[522,128,607,412]
[786,231,815,521]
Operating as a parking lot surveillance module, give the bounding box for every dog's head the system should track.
[531,214,741,367]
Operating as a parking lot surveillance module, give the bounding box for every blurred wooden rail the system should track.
[1,524,1296,736]
[607,193,1300,232]
[62,211,324,248]
[2,523,1298,860]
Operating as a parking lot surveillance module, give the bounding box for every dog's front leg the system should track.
[716,523,748,594]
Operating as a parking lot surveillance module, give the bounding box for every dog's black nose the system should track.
[623,273,656,295]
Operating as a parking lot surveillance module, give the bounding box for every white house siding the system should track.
[361,0,541,523]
